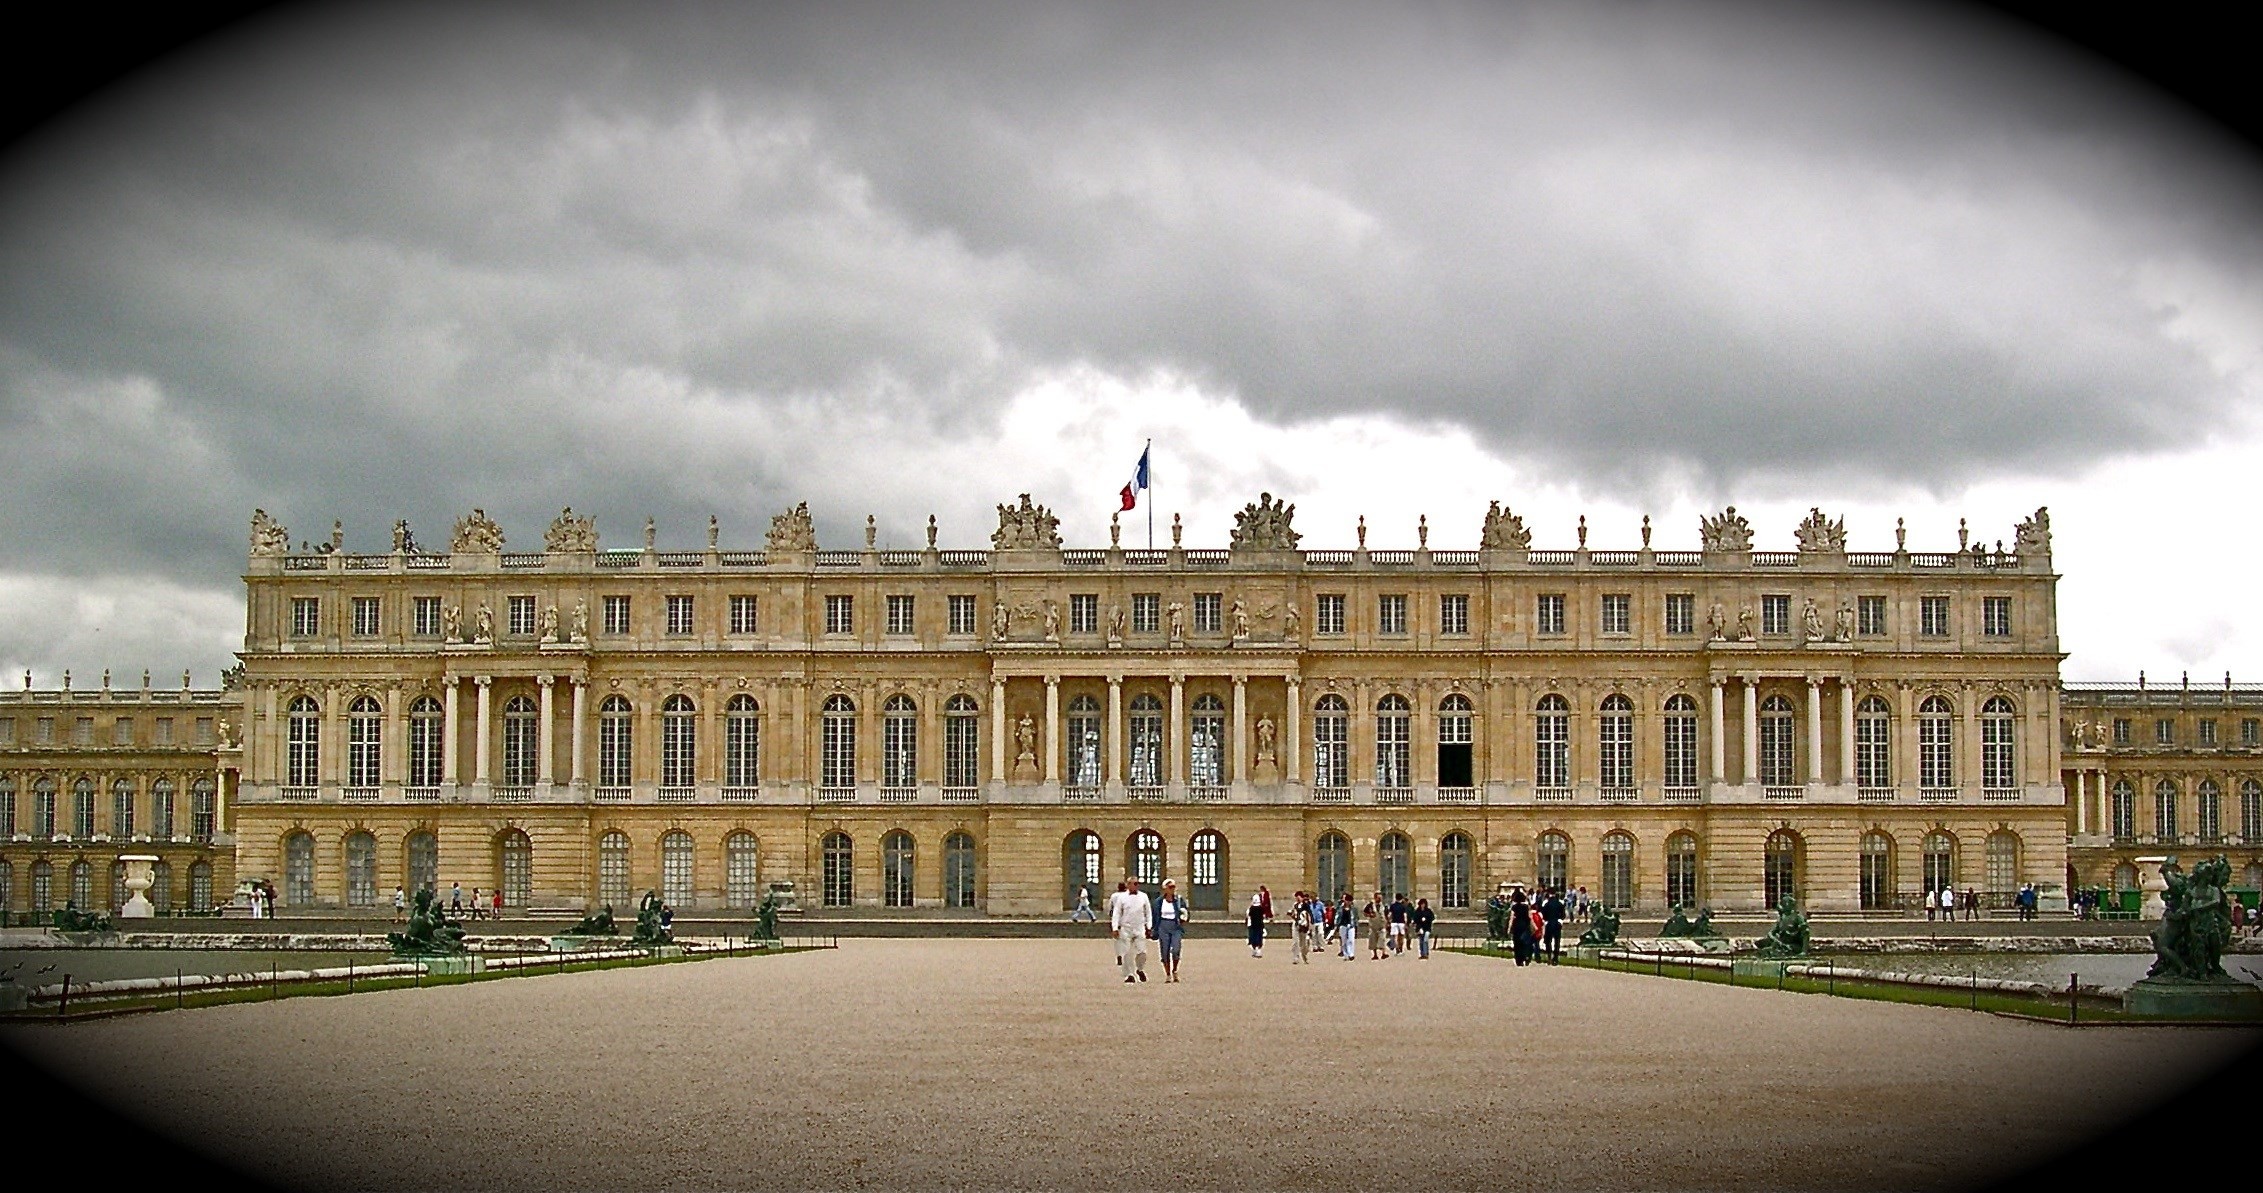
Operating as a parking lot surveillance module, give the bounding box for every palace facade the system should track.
[2062,679,2263,896]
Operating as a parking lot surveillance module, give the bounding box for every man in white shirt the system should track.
[1109,877,1152,983]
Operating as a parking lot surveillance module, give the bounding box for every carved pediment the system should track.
[2015,506,2051,556]
[766,502,817,553]
[249,509,290,557]
[1699,507,1753,553]
[1480,501,1531,550]
[450,508,505,554]
[991,494,1062,550]
[1793,507,1846,554]
[1230,492,1300,550]
[544,507,598,553]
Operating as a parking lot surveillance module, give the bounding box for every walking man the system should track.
[1110,877,1152,983]
[1335,895,1358,960]
[1070,882,1096,923]
[392,885,407,922]
[1413,897,1435,959]
[1540,888,1566,963]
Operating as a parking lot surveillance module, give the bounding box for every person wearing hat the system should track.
[1246,891,1268,958]
[1154,879,1189,981]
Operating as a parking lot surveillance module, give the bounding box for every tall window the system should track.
[1440,832,1472,908]
[291,596,321,637]
[2155,779,2179,838]
[31,861,51,914]
[883,695,919,789]
[598,696,634,789]
[1758,695,1796,786]
[1665,593,1695,636]
[2197,780,2222,842]
[111,778,135,838]
[821,696,857,790]
[948,594,977,635]
[499,830,531,907]
[1664,695,1699,789]
[72,778,94,837]
[1127,695,1163,787]
[511,595,539,636]
[729,595,758,635]
[1065,695,1100,787]
[660,695,697,789]
[1065,830,1102,909]
[598,830,630,908]
[1192,593,1222,633]
[1535,695,1570,789]
[1763,831,1799,906]
[1855,696,1892,788]
[287,695,321,787]
[1375,695,1411,789]
[1535,831,1569,892]
[1859,832,1892,910]
[1311,695,1349,788]
[346,696,383,788]
[1437,695,1473,787]
[944,695,979,789]
[190,778,216,841]
[1315,594,1345,635]
[1600,832,1634,908]
[1439,593,1469,635]
[1923,831,1956,893]
[1131,829,1165,887]
[2242,779,2262,841]
[2110,779,2135,838]
[33,777,56,837]
[408,696,444,787]
[1379,831,1411,898]
[725,695,760,788]
[1918,696,1954,789]
[1377,594,1407,635]
[824,595,854,635]
[501,696,538,787]
[661,830,695,906]
[1130,593,1159,634]
[1858,595,1887,636]
[1980,697,2016,790]
[72,860,92,911]
[150,777,174,838]
[1535,594,1566,636]
[1190,829,1227,910]
[1666,832,1699,909]
[151,861,172,913]
[663,595,693,636]
[1982,596,2011,637]
[188,860,212,911]
[1761,594,1790,636]
[1598,695,1634,790]
[823,831,854,906]
[284,832,315,906]
[1919,596,1950,637]
[352,596,380,637]
[1317,831,1350,900]
[1188,694,1225,786]
[944,831,977,908]
[1985,831,2019,894]
[1068,594,1097,634]
[412,595,441,637]
[602,595,631,635]
[0,777,14,837]
[726,833,761,906]
[346,831,378,906]
[1600,593,1631,635]
[888,594,917,636]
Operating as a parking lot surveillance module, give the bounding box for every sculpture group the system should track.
[387,887,469,957]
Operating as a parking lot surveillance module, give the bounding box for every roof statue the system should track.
[1793,507,1846,554]
[766,502,817,553]
[544,506,598,553]
[1230,492,1300,550]
[992,493,1063,550]
[249,509,290,557]
[1699,506,1753,553]
[449,508,505,554]
[1480,501,1531,551]
[2015,506,2051,557]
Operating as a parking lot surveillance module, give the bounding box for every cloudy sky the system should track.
[0,1,2256,688]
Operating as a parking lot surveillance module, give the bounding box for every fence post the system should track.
[59,974,70,1017]
[176,965,184,1010]
[2069,973,2078,1026]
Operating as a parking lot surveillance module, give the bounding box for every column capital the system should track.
[474,675,492,688]
[536,674,555,688]
[1231,674,1248,688]
[1106,673,1123,687]
[444,675,461,689]
[1044,674,1060,688]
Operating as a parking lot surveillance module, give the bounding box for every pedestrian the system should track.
[493,887,504,918]
[1292,895,1312,964]
[392,885,407,922]
[1413,897,1435,959]
[1509,890,1535,965]
[1575,886,1591,922]
[470,886,485,920]
[1924,886,1937,922]
[1257,884,1273,922]
[1109,877,1152,983]
[1247,891,1268,958]
[1540,888,1565,962]
[659,903,674,937]
[1964,887,1978,922]
[1387,893,1410,955]
[1335,895,1358,960]
[450,881,464,917]
[1155,879,1188,981]
[1365,894,1387,959]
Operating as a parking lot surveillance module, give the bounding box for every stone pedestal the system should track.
[2136,856,2170,920]
[117,854,160,919]
[419,955,486,976]
[767,880,801,913]
[2122,976,2263,1019]
[1731,957,1794,981]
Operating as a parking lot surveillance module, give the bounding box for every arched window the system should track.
[1980,697,2016,790]
[1764,830,1800,907]
[1439,831,1473,908]
[1918,696,1954,789]
[32,777,56,837]
[1127,694,1164,788]
[151,860,172,913]
[498,829,531,907]
[284,831,316,906]
[726,832,761,906]
[71,777,95,838]
[1859,831,1892,910]
[1437,694,1474,787]
[2109,779,2135,838]
[2154,779,2180,839]
[725,695,761,789]
[597,830,631,908]
[1535,830,1569,892]
[2112,861,2138,891]
[598,696,634,789]
[345,831,378,906]
[2197,779,2222,842]
[150,777,175,839]
[1188,695,1226,786]
[883,830,916,908]
[1190,829,1227,910]
[71,859,92,910]
[407,696,445,788]
[1130,828,1165,887]
[0,776,14,838]
[1535,695,1570,790]
[1665,832,1699,910]
[883,696,920,790]
[1375,695,1411,789]
[2243,779,2263,842]
[1758,695,1796,787]
[1600,832,1635,908]
[1064,830,1103,910]
[111,777,135,838]
[1923,831,1956,894]
[2247,861,2263,894]
[1663,695,1699,790]
[30,860,53,914]
[1317,830,1351,901]
[1378,830,1411,898]
[349,695,383,788]
[110,858,127,911]
[661,695,697,790]
[0,859,11,913]
[661,829,695,906]
[944,695,980,789]
[287,696,321,787]
[1985,831,2020,895]
[944,831,977,909]
[1855,696,1892,789]
[188,860,212,912]
[407,830,440,896]
[1065,695,1100,788]
[1311,696,1349,789]
[821,696,857,790]
[501,696,539,787]
[189,777,217,841]
[1598,695,1634,791]
[822,831,855,906]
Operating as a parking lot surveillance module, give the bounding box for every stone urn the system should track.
[2135,855,2171,920]
[117,853,161,919]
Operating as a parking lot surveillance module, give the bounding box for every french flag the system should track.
[1119,444,1150,511]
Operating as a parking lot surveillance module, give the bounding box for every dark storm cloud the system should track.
[0,0,2257,589]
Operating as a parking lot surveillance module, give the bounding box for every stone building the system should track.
[202,496,2069,916]
[2062,677,2263,896]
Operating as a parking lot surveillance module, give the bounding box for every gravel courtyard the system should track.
[5,939,2249,1191]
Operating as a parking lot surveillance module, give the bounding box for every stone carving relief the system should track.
[1793,507,1846,554]
[1167,601,1187,646]
[568,600,589,643]
[441,603,461,644]
[1801,598,1826,643]
[391,519,415,553]
[2015,506,2051,556]
[1480,501,1531,551]
[451,509,505,554]
[472,603,495,644]
[767,502,818,553]
[992,494,1063,551]
[539,604,559,644]
[1230,493,1301,550]
[992,599,1011,641]
[545,507,598,553]
[1043,600,1061,644]
[1835,602,1855,643]
[1699,507,1753,553]
[1707,601,1729,642]
[250,509,290,557]
[1283,600,1301,641]
[1230,599,1251,642]
[1107,604,1125,648]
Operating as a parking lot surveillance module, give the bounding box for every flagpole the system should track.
[1145,438,1154,550]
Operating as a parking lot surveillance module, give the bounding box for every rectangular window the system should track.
[1919,596,1951,637]
[1664,593,1694,636]
[290,597,320,637]
[37,717,55,744]
[1069,594,1098,635]
[1858,595,1887,636]
[1439,594,1469,636]
[509,595,537,636]
[729,595,758,635]
[825,594,854,635]
[948,594,977,636]
[1982,595,2012,637]
[1377,594,1408,635]
[602,595,631,635]
[2156,718,2175,746]
[1193,592,1222,633]
[1536,594,1566,636]
[412,596,441,637]
[0,717,11,743]
[73,717,93,745]
[351,596,381,637]
[2112,718,2130,746]
[1601,593,1631,635]
[153,717,174,746]
[1761,594,1791,636]
[112,717,133,746]
[664,595,694,636]
[1130,593,1159,634]
[2199,719,2218,747]
[1316,594,1346,636]
[194,717,215,745]
[2244,718,2260,747]
[886,594,916,636]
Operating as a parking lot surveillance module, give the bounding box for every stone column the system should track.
[991,678,1006,785]
[1043,675,1060,786]
[1806,676,1823,785]
[1169,675,1185,787]
[1232,675,1249,787]
[1107,675,1124,789]
[442,677,460,789]
[1741,676,1760,785]
[473,675,493,789]
[568,679,588,788]
[2074,768,2088,835]
[1708,680,1726,783]
[1959,683,1979,793]
[1838,680,1855,785]
[1285,676,1302,785]
[384,685,404,787]
[1897,682,1918,793]
[536,675,556,790]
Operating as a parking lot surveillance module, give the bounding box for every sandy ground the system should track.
[4,938,2252,1191]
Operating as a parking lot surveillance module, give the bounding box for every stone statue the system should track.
[1793,507,1847,553]
[450,508,505,554]
[2146,856,2237,981]
[539,604,559,644]
[1480,501,1532,551]
[1107,604,1125,646]
[756,893,781,942]
[992,599,1011,641]
[2014,506,2051,557]
[1835,602,1855,642]
[544,506,598,553]
[51,904,115,934]
[250,509,291,557]
[441,603,462,644]
[1014,715,1038,772]
[766,502,818,552]
[1255,715,1277,762]
[1735,606,1754,641]
[1802,598,1825,643]
[708,514,719,549]
[568,599,589,643]
[1284,601,1301,640]
[632,890,673,947]
[642,517,657,551]
[1231,599,1251,642]
[387,887,469,956]
[217,718,241,749]
[473,603,494,644]
[1230,492,1301,550]
[1485,887,1515,941]
[1167,601,1186,645]
[1752,895,1811,958]
[1043,600,1061,644]
[1699,507,1754,553]
[1707,602,1728,642]
[565,906,619,937]
[391,519,414,553]
[1577,904,1621,946]
[992,494,1064,550]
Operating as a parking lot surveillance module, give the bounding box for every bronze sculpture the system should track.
[387,887,469,956]
[1751,895,1810,958]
